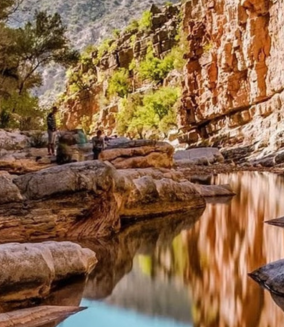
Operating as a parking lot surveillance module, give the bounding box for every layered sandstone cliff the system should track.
[180,0,284,156]
[58,0,284,158]
[59,3,182,137]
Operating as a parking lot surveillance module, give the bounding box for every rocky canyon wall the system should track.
[60,3,181,136]
[60,0,284,156]
[180,0,284,155]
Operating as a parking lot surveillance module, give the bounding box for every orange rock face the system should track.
[180,0,284,150]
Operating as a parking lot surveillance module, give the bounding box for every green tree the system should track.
[138,10,152,32]
[0,90,42,129]
[13,11,79,95]
[107,68,131,98]
[116,93,142,136]
[0,2,79,129]
[0,0,23,21]
[116,87,179,138]
[143,87,179,120]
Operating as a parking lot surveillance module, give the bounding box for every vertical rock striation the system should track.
[180,0,284,151]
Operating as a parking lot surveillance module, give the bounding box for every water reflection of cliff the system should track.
[60,172,284,326]
[82,209,204,324]
[184,172,284,327]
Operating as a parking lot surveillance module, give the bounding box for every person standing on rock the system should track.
[92,130,105,160]
[47,106,58,156]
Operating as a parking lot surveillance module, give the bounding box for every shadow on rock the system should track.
[270,292,284,312]
[81,208,204,300]
[0,277,86,313]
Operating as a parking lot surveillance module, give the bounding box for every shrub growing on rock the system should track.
[107,68,131,98]
[138,10,153,32]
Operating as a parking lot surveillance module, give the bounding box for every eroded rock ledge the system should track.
[0,306,85,327]
[0,242,96,304]
[0,160,234,241]
[179,0,284,156]
[0,161,121,241]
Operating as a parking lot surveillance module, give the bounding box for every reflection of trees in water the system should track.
[75,173,284,326]
[82,209,204,321]
[183,172,284,327]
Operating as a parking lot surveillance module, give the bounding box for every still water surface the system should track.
[58,172,284,327]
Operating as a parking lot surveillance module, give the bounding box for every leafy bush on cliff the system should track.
[116,87,179,138]
[138,48,163,81]
[116,93,142,136]
[138,10,152,32]
[80,45,97,64]
[97,38,113,59]
[107,68,131,98]
[124,19,139,34]
[138,46,185,82]
[143,87,179,120]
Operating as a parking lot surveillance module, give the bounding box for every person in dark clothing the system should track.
[47,106,58,156]
[92,130,105,160]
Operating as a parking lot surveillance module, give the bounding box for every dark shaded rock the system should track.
[271,292,284,313]
[265,217,284,228]
[118,48,134,68]
[252,156,275,168]
[56,129,88,164]
[56,143,73,165]
[58,129,87,146]
[220,145,254,163]
[249,259,284,295]
[150,4,162,15]
[152,13,168,29]
[275,151,284,164]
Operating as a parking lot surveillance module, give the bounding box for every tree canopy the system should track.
[0,1,79,129]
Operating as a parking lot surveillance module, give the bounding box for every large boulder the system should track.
[0,160,235,241]
[117,168,206,219]
[0,161,122,241]
[101,140,174,169]
[0,172,22,204]
[0,130,30,150]
[174,147,224,166]
[249,259,284,295]
[0,242,96,303]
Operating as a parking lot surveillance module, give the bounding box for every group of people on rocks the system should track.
[46,106,117,160]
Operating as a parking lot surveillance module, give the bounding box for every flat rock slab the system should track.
[117,168,206,219]
[0,305,84,327]
[249,259,284,295]
[195,184,236,197]
[0,242,97,303]
[100,141,174,169]
[174,147,224,166]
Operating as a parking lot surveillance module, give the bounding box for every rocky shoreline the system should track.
[1,129,283,322]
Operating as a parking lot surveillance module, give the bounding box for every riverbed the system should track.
[15,172,284,326]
